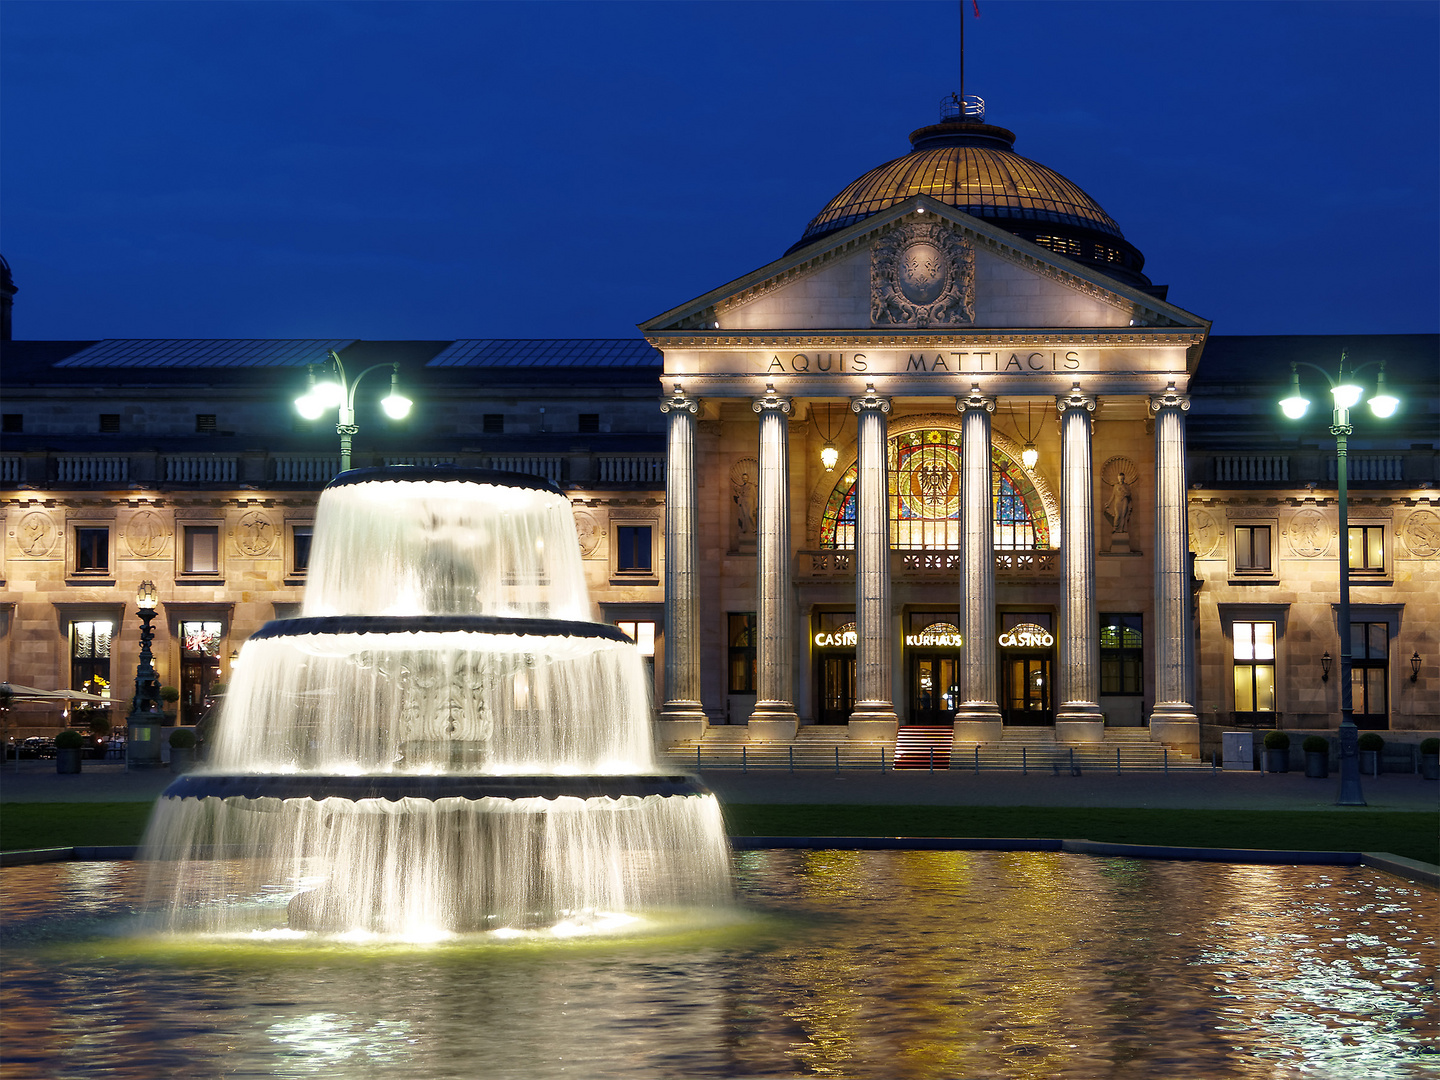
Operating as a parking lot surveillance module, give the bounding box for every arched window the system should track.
[819,427,1048,549]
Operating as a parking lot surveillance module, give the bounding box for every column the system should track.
[1148,383,1200,753]
[748,388,799,740]
[1055,384,1105,740]
[848,386,899,737]
[657,385,707,739]
[954,386,1003,741]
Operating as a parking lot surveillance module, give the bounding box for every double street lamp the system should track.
[1280,351,1399,806]
[295,349,412,472]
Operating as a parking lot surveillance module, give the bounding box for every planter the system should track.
[1359,750,1380,776]
[1421,754,1439,781]
[1263,748,1289,774]
[1304,751,1329,778]
[55,747,82,774]
[169,746,196,774]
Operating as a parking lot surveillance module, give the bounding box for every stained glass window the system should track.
[819,428,1047,550]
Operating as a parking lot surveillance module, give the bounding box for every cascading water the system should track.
[141,466,732,937]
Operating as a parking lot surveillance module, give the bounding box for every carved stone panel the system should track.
[15,511,57,557]
[871,221,975,328]
[730,457,759,550]
[236,510,276,557]
[1400,509,1440,558]
[1284,508,1331,558]
[124,509,170,558]
[1189,509,1220,558]
[1100,456,1138,536]
[573,510,604,558]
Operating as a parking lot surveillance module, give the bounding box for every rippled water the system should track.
[3,852,1436,1079]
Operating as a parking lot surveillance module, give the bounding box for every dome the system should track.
[790,117,1155,289]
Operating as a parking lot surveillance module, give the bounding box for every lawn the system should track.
[3,801,1435,867]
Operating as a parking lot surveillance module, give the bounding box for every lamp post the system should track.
[1280,351,1398,806]
[295,349,412,473]
[125,579,164,770]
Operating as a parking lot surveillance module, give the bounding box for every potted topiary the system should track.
[1302,735,1330,778]
[168,727,197,774]
[54,729,85,774]
[84,713,112,759]
[1357,732,1384,776]
[1420,738,1439,782]
[1262,730,1291,773]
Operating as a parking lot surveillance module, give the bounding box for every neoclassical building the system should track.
[2,105,1436,757]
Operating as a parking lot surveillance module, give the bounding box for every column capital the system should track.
[751,386,793,415]
[660,383,701,415]
[1055,383,1097,415]
[850,385,891,415]
[956,384,996,413]
[1149,382,1191,413]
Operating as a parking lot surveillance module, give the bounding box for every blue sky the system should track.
[3,0,1437,340]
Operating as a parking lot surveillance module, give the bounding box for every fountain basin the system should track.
[160,773,712,802]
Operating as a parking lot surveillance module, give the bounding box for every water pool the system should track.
[3,850,1435,1079]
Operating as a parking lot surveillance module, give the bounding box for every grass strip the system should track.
[722,804,1439,866]
[1,803,156,852]
[4,802,1434,868]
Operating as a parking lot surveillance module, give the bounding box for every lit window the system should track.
[616,525,653,574]
[728,613,757,693]
[1234,526,1271,574]
[1099,614,1143,695]
[74,527,110,574]
[615,620,656,657]
[1348,525,1384,574]
[70,620,113,698]
[1350,622,1388,728]
[290,523,314,576]
[183,525,220,574]
[1232,621,1276,713]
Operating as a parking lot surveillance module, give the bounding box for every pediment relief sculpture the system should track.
[871,221,975,328]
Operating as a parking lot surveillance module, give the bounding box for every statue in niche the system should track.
[730,458,759,551]
[1101,456,1139,553]
[1106,474,1133,534]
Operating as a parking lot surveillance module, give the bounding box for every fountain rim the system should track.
[160,773,713,803]
[325,464,564,495]
[250,615,633,644]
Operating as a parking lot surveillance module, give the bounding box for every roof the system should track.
[427,339,661,368]
[54,339,356,368]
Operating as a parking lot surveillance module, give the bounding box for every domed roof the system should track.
[790,115,1154,289]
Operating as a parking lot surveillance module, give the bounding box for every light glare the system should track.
[382,392,412,420]
[1331,383,1363,409]
[1279,396,1309,420]
[295,394,326,420]
[1369,394,1398,418]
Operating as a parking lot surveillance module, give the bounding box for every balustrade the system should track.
[1214,455,1289,482]
[1328,455,1404,482]
[597,455,665,483]
[55,456,128,483]
[164,456,237,483]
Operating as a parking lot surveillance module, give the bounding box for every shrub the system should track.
[168,728,197,749]
[159,685,181,704]
[54,729,86,750]
[1357,733,1385,753]
[207,682,227,697]
[1420,738,1439,756]
[86,713,112,737]
[1263,731,1291,750]
[1302,735,1330,753]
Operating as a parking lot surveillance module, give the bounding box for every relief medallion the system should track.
[1285,508,1330,558]
[16,511,57,557]
[1400,509,1440,558]
[125,510,169,558]
[871,221,975,328]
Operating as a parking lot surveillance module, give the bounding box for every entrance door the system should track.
[819,655,855,724]
[911,655,959,724]
[1003,657,1052,725]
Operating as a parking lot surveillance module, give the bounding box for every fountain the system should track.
[141,466,732,936]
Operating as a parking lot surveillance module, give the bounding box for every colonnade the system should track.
[660,381,1199,742]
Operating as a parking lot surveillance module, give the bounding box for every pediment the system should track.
[640,195,1207,336]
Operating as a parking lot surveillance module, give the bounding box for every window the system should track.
[182,525,220,575]
[1350,622,1388,728]
[1232,621,1276,713]
[578,413,600,434]
[2,414,21,433]
[290,523,314,576]
[1348,525,1384,574]
[483,414,504,434]
[614,620,656,656]
[1099,614,1143,695]
[98,414,120,433]
[728,613,757,693]
[73,527,110,574]
[70,620,113,699]
[1234,526,1272,573]
[195,414,217,433]
[615,525,653,575]
[179,620,223,724]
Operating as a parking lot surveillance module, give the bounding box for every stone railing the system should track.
[164,455,238,483]
[484,456,562,483]
[596,455,664,483]
[0,456,21,484]
[55,456,129,484]
[1214,455,1289,482]
[384,456,456,468]
[271,456,340,484]
[799,548,1059,579]
[1328,456,1404,482]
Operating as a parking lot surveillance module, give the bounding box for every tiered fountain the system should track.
[142,466,731,937]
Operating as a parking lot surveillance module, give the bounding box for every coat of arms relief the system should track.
[871,221,975,328]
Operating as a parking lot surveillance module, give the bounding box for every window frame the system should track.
[1346,521,1390,581]
[610,518,658,581]
[727,612,757,694]
[1231,619,1278,715]
[69,521,114,579]
[1098,613,1144,696]
[1227,516,1280,583]
[175,518,225,580]
[69,617,116,701]
[285,519,315,582]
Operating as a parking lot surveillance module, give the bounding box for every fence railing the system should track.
[675,743,1202,773]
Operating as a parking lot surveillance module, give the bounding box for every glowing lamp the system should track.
[821,443,839,471]
[136,579,158,610]
[1279,369,1309,419]
[1331,382,1363,410]
[1368,368,1398,418]
[381,370,413,419]
[294,393,325,420]
[1021,443,1039,470]
[311,376,345,409]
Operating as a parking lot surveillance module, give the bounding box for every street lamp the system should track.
[294,349,412,472]
[1280,351,1398,806]
[126,579,164,770]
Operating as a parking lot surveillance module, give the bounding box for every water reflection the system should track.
[3,853,1435,1079]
